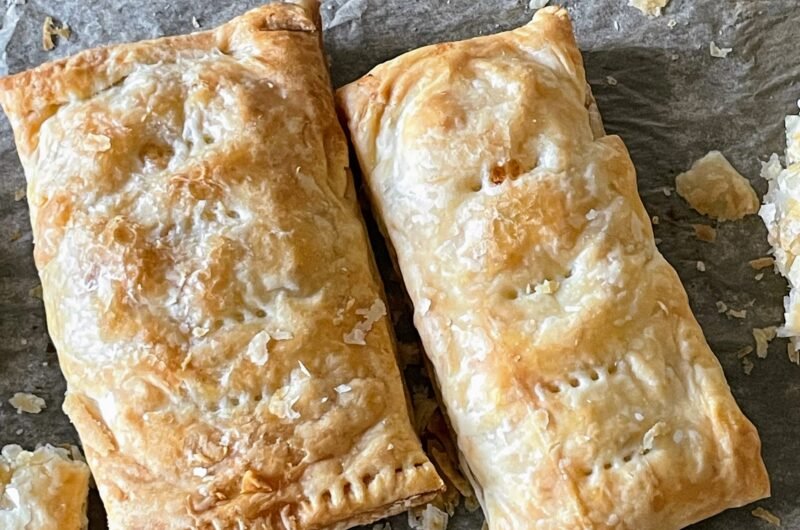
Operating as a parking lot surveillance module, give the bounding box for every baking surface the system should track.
[0,0,797,528]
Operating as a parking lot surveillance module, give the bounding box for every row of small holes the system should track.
[544,364,619,394]
[581,450,646,477]
[318,463,428,506]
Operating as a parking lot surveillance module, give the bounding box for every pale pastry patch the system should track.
[628,0,669,17]
[0,445,90,530]
[8,392,46,414]
[676,151,759,221]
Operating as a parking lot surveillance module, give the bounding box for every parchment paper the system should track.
[1,1,798,528]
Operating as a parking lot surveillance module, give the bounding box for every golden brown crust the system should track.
[0,2,442,528]
[338,6,769,529]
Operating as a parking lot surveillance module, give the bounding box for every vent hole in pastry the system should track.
[580,468,593,477]
[394,467,404,474]
[622,453,633,463]
[544,382,561,394]
[501,287,518,300]
[469,180,483,192]
[603,462,612,470]
[362,474,375,487]
[568,377,580,388]
[607,363,619,375]
[202,133,214,144]
[254,393,263,402]
[234,312,246,322]
[589,369,600,381]
[230,396,240,407]
[320,491,332,504]
[641,448,651,456]
[254,309,267,318]
[226,210,240,219]
[342,482,353,497]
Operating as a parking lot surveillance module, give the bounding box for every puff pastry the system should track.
[337,7,769,529]
[760,108,800,353]
[0,2,442,528]
[0,444,90,530]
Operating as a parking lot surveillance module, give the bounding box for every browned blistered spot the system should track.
[490,159,523,185]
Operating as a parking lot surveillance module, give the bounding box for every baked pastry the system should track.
[0,444,90,530]
[0,2,442,527]
[337,7,769,529]
[760,107,800,356]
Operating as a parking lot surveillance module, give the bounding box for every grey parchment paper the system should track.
[1,0,798,528]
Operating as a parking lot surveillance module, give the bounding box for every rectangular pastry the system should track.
[0,2,442,528]
[0,444,90,530]
[337,7,770,529]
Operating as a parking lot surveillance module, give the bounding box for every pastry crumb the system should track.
[191,16,201,29]
[749,256,774,270]
[651,215,659,225]
[751,507,781,526]
[667,19,677,28]
[528,0,549,8]
[530,279,560,296]
[662,186,672,196]
[753,326,777,358]
[696,261,706,272]
[716,301,728,313]
[742,357,754,375]
[42,16,70,51]
[692,224,717,242]
[10,229,21,242]
[408,504,449,530]
[343,299,387,345]
[735,346,753,358]
[788,342,799,365]
[628,0,669,17]
[8,392,46,414]
[755,272,764,281]
[28,284,42,299]
[676,151,758,221]
[710,41,733,58]
[13,187,25,201]
[726,308,746,319]
[606,76,618,86]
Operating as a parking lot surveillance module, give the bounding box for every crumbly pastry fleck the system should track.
[753,326,778,358]
[709,41,732,58]
[726,308,746,319]
[629,0,669,17]
[751,506,781,526]
[676,151,759,221]
[0,444,90,530]
[696,261,706,272]
[693,223,718,242]
[8,392,45,414]
[13,187,25,201]
[338,7,769,528]
[0,2,442,527]
[41,16,70,51]
[749,256,775,270]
